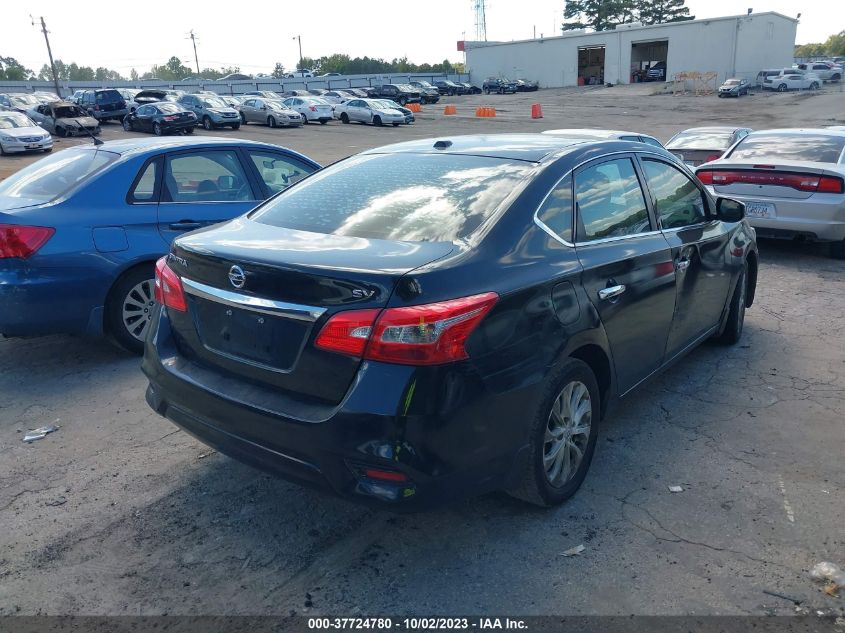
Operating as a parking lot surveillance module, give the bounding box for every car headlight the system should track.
[0,135,14,142]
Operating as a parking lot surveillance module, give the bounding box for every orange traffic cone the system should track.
[531,103,543,119]
[444,105,457,115]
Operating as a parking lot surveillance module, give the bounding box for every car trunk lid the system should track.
[165,218,454,403]
[697,162,845,200]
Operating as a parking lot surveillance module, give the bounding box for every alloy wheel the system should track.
[121,279,156,342]
[544,381,592,487]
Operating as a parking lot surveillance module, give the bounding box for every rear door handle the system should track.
[169,221,203,231]
[598,285,626,301]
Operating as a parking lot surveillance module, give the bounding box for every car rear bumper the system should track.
[142,308,537,511]
[162,120,196,132]
[705,189,845,242]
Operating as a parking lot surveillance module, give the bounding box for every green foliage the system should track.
[296,54,459,75]
[795,31,845,57]
[271,63,286,78]
[0,56,34,80]
[37,59,123,81]
[562,0,692,31]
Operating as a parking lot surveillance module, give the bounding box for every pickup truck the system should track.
[368,84,422,106]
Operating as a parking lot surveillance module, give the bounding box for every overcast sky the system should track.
[5,0,838,76]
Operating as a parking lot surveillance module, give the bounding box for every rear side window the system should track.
[728,134,845,163]
[0,149,117,202]
[251,153,536,242]
[96,90,122,103]
[129,160,159,202]
[575,158,650,242]
[537,174,573,242]
[641,159,707,229]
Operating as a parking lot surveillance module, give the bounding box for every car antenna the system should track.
[73,115,104,146]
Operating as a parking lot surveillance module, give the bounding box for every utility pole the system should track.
[292,35,303,70]
[31,15,61,98]
[188,30,200,75]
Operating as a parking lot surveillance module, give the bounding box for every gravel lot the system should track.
[1,85,844,617]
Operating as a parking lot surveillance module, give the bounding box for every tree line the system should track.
[562,0,693,32]
[0,53,463,84]
[794,30,845,58]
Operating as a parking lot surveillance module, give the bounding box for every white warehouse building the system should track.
[465,11,798,88]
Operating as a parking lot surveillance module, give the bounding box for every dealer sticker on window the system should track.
[745,202,776,219]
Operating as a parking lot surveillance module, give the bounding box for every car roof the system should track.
[543,128,656,139]
[68,136,297,158]
[674,126,745,133]
[746,128,845,137]
[361,133,643,162]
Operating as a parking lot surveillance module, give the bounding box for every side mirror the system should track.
[261,105,267,110]
[716,197,745,223]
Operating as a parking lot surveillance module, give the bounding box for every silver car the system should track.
[238,97,303,127]
[542,128,664,147]
[0,111,53,155]
[333,98,404,126]
[695,129,845,258]
[178,94,241,130]
[281,97,334,124]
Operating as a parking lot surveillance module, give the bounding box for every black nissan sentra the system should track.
[143,134,758,510]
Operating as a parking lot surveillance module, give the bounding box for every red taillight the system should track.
[696,170,844,193]
[314,309,379,357]
[314,292,498,365]
[163,115,178,121]
[154,256,187,312]
[309,105,317,111]
[363,468,409,483]
[0,224,54,259]
[818,176,845,194]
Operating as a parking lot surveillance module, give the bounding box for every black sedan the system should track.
[123,103,197,136]
[143,134,758,511]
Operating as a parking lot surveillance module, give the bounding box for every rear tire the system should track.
[123,118,132,132]
[340,113,349,124]
[202,116,213,130]
[715,264,747,345]
[240,112,247,124]
[373,115,382,126]
[777,83,787,92]
[185,127,194,134]
[153,122,163,136]
[507,359,600,507]
[105,265,156,355]
[232,123,240,130]
[267,116,276,128]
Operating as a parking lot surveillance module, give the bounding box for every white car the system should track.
[695,128,845,258]
[281,96,333,124]
[763,71,821,91]
[333,98,405,126]
[796,62,843,82]
[286,69,314,78]
[117,88,140,111]
[0,111,54,155]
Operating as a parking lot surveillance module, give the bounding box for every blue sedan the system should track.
[0,137,320,352]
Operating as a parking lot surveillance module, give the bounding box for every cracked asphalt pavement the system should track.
[1,85,844,616]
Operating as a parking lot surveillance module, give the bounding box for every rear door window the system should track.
[641,159,708,229]
[129,159,160,203]
[247,150,315,196]
[163,151,256,203]
[537,174,573,243]
[574,158,651,242]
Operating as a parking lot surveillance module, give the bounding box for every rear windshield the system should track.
[96,90,122,103]
[727,134,845,163]
[0,149,118,202]
[667,131,734,150]
[157,103,181,113]
[251,153,536,242]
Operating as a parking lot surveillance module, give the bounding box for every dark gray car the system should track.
[27,101,100,137]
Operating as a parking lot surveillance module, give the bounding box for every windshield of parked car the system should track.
[727,134,845,163]
[53,105,87,118]
[304,98,329,105]
[0,148,118,202]
[667,131,735,150]
[724,80,740,86]
[251,153,536,242]
[10,95,39,108]
[266,101,287,111]
[202,98,227,108]
[0,113,35,129]
[373,100,398,111]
